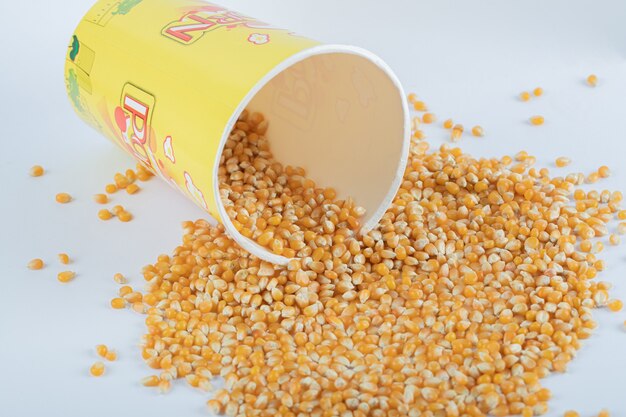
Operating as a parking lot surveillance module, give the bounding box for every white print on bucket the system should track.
[163,136,176,163]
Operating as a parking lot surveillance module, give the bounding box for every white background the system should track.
[1,1,626,416]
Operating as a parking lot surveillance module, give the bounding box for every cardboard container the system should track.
[65,0,410,264]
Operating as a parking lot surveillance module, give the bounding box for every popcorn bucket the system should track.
[65,0,410,264]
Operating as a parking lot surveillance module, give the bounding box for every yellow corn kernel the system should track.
[471,125,484,137]
[529,115,544,126]
[118,211,133,222]
[413,130,426,140]
[30,165,44,177]
[609,234,620,245]
[27,258,44,270]
[533,87,543,97]
[407,92,417,103]
[597,410,610,417]
[96,344,108,358]
[520,91,531,102]
[58,253,70,265]
[90,361,105,377]
[587,172,600,184]
[105,184,117,194]
[451,124,464,142]
[413,100,427,111]
[598,165,611,178]
[618,210,626,220]
[141,375,160,387]
[112,205,124,215]
[55,193,72,204]
[114,173,129,188]
[422,113,435,124]
[618,222,626,235]
[111,297,126,309]
[608,299,623,312]
[57,271,75,283]
[98,209,113,220]
[443,119,453,129]
[555,157,571,168]
[126,183,140,195]
[564,411,579,417]
[113,273,128,284]
[125,169,137,183]
[105,351,117,361]
[587,74,598,87]
[94,194,108,204]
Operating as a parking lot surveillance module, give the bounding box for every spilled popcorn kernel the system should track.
[98,209,113,221]
[533,87,544,97]
[587,74,598,87]
[556,157,572,168]
[443,118,453,129]
[530,115,545,125]
[471,125,484,137]
[110,298,125,309]
[58,253,70,264]
[113,273,128,284]
[27,258,44,270]
[125,183,140,195]
[520,91,531,101]
[422,112,436,124]
[57,271,75,283]
[105,184,117,194]
[55,193,72,204]
[94,194,108,204]
[90,361,105,377]
[95,344,108,358]
[30,165,44,177]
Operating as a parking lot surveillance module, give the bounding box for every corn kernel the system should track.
[520,91,531,101]
[57,271,75,283]
[587,74,598,87]
[58,253,70,264]
[555,157,571,168]
[30,165,44,177]
[94,194,108,204]
[113,273,128,284]
[126,183,140,194]
[598,165,611,178]
[105,351,117,361]
[98,209,113,220]
[530,115,544,126]
[111,297,126,309]
[118,211,133,222]
[96,344,108,357]
[471,125,484,137]
[443,119,453,129]
[27,258,44,270]
[608,300,623,312]
[55,193,72,204]
[413,100,427,111]
[105,184,117,194]
[533,87,544,97]
[90,361,105,377]
[422,113,435,124]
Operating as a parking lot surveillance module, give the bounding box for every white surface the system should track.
[1,1,626,416]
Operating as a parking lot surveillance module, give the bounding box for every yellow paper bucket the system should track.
[65,0,410,264]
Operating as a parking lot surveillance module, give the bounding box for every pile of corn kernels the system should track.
[114,102,625,417]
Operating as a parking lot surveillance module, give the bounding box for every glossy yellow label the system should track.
[65,0,319,219]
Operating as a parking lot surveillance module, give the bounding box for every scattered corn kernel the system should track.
[422,113,435,124]
[96,344,108,358]
[598,409,610,417]
[451,124,464,141]
[55,193,72,204]
[471,125,484,137]
[30,165,44,177]
[58,253,70,264]
[114,173,129,188]
[564,411,579,417]
[587,74,598,87]
[598,165,611,178]
[94,194,108,204]
[57,271,75,283]
[530,115,544,125]
[113,273,128,284]
[98,209,113,220]
[112,205,124,215]
[105,351,117,361]
[412,100,427,111]
[412,130,425,140]
[520,91,531,101]
[609,234,620,245]
[105,184,117,194]
[618,222,626,234]
[27,258,44,270]
[118,211,133,222]
[533,87,544,97]
[110,297,125,309]
[141,375,160,387]
[608,300,623,312]
[90,361,105,377]
[443,119,453,129]
[587,172,600,184]
[126,183,140,194]
[555,157,571,168]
